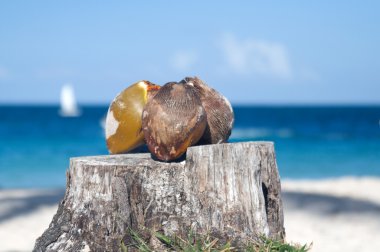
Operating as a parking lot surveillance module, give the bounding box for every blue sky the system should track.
[0,1,379,104]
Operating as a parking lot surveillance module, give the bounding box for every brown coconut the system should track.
[180,76,234,144]
[142,82,207,161]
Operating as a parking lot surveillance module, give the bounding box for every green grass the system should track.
[121,228,311,252]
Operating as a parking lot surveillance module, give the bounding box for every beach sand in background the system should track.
[282,177,380,251]
[0,177,379,252]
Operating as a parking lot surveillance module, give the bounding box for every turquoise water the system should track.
[0,105,379,188]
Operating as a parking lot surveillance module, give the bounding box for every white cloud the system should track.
[171,50,198,71]
[220,34,292,79]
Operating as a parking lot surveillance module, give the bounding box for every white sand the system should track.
[0,189,63,252]
[1,177,380,251]
[282,177,380,252]
[0,205,58,252]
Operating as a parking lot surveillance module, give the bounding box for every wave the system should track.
[230,127,372,141]
[231,127,294,139]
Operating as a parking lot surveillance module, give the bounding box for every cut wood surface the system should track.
[34,141,284,252]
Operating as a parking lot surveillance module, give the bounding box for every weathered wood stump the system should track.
[34,142,284,251]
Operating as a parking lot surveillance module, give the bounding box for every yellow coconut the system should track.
[105,81,160,154]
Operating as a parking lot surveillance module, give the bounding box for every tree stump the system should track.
[34,141,284,251]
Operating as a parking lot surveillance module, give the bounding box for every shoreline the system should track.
[282,176,380,251]
[1,176,379,251]
[282,176,380,204]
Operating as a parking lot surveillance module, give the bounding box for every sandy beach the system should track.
[282,177,380,251]
[0,177,379,252]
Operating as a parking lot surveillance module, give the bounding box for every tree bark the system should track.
[34,141,285,252]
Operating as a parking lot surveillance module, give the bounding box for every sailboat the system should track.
[59,84,81,117]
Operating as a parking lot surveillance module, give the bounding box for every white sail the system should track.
[59,84,81,117]
[100,115,106,129]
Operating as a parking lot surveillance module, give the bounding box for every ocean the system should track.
[0,105,379,188]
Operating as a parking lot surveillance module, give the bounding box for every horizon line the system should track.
[1,102,380,107]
